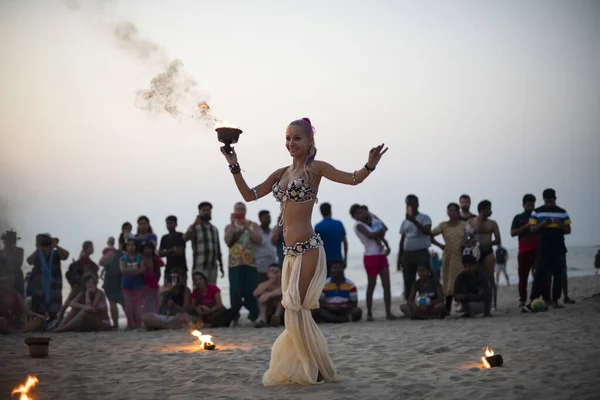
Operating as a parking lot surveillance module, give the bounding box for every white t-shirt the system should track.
[354,220,385,256]
[399,213,432,251]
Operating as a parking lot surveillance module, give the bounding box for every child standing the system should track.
[120,237,146,329]
[103,237,116,256]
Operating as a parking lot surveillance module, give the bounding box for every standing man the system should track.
[524,189,572,310]
[26,233,70,323]
[255,210,278,283]
[314,202,348,277]
[467,200,501,310]
[510,194,546,307]
[184,202,224,284]
[459,194,476,221]
[398,195,432,301]
[0,230,24,296]
[159,215,187,283]
[224,202,262,323]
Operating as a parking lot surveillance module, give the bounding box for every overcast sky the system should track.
[1,0,598,260]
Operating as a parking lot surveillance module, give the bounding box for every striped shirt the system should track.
[529,205,571,253]
[191,223,222,270]
[320,277,358,305]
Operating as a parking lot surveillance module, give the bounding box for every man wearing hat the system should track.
[524,189,572,311]
[0,230,24,296]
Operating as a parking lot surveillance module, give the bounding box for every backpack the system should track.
[495,248,507,264]
[66,259,83,288]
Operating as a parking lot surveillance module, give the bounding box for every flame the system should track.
[191,330,214,348]
[11,376,39,400]
[214,119,239,130]
[481,347,495,369]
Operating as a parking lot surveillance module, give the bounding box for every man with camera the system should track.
[224,202,262,323]
[25,233,70,322]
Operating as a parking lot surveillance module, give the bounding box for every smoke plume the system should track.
[61,0,221,127]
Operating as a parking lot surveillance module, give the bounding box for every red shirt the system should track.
[191,284,220,307]
[511,211,539,253]
[143,255,164,289]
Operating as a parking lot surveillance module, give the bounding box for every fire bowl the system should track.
[484,354,504,368]
[24,337,51,358]
[216,127,243,154]
[204,343,216,351]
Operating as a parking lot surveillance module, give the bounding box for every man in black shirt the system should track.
[159,216,187,283]
[524,188,572,310]
[453,249,492,317]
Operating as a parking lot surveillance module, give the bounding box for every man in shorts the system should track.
[467,200,501,310]
[350,204,395,321]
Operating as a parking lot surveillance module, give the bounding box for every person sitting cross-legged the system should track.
[253,263,284,328]
[400,264,447,319]
[313,260,362,323]
[453,250,492,318]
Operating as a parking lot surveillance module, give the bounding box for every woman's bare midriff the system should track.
[281,202,317,247]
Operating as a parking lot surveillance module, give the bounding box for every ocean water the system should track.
[22,246,599,321]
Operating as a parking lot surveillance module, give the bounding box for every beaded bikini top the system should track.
[272,178,318,204]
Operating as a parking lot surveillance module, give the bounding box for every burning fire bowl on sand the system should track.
[481,347,503,369]
[25,337,51,358]
[216,127,243,154]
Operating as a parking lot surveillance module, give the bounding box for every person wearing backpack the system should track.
[495,246,509,286]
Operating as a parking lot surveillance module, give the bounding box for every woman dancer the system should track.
[220,117,387,386]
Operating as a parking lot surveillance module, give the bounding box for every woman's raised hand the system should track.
[220,146,238,165]
[367,143,388,168]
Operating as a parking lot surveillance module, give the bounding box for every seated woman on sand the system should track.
[0,269,46,334]
[53,274,112,332]
[142,269,191,330]
[190,271,235,328]
[400,265,447,319]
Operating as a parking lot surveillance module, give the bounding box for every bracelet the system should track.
[252,187,258,200]
[229,162,241,174]
[364,163,375,173]
[352,171,357,184]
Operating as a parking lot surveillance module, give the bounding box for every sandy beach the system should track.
[1,275,600,400]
